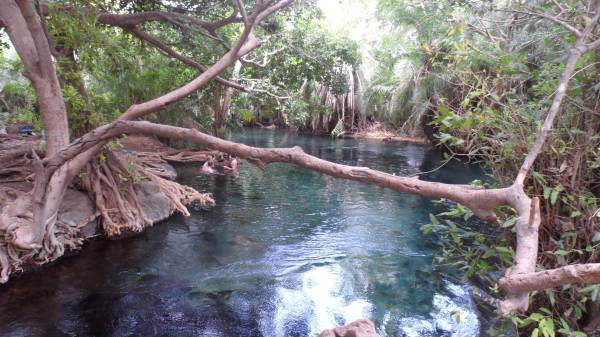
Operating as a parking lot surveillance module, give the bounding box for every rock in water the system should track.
[318,319,380,337]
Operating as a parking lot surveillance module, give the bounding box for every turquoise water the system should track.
[0,129,485,337]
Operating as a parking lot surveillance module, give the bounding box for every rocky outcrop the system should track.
[318,319,380,337]
[0,134,223,284]
[135,180,174,224]
[57,188,99,238]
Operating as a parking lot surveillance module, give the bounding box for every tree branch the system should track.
[96,11,242,31]
[510,9,582,37]
[515,4,600,185]
[127,27,246,91]
[75,119,515,223]
[499,263,600,293]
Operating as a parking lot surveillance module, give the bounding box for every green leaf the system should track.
[581,284,599,301]
[496,246,513,256]
[502,217,517,228]
[554,250,569,256]
[543,187,551,200]
[532,171,546,185]
[550,190,559,205]
[528,313,545,322]
[429,213,440,226]
[545,289,555,306]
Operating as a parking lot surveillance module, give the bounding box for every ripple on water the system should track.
[392,281,480,337]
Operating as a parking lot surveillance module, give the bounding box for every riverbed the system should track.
[0,129,486,337]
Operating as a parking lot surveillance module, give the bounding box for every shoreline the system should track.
[338,130,430,145]
[256,125,431,145]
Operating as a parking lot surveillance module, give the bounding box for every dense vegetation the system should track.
[370,0,600,335]
[0,0,361,136]
[1,1,600,336]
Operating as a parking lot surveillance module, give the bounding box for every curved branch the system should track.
[43,0,291,170]
[71,119,513,222]
[96,11,242,31]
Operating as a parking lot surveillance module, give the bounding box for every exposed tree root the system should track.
[0,142,218,283]
[0,185,86,280]
[0,0,289,286]
[80,149,214,236]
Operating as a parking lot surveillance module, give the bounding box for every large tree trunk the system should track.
[33,80,70,155]
[0,0,70,156]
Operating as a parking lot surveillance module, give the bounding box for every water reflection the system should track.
[0,129,485,337]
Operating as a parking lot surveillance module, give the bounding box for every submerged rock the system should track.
[318,319,380,337]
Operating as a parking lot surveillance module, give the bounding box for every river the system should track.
[0,129,486,337]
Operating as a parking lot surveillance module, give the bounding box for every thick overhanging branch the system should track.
[499,264,600,294]
[70,121,511,224]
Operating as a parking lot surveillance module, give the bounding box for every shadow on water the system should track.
[0,129,486,337]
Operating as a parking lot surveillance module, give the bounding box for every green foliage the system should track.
[236,108,255,125]
[234,5,361,132]
[381,0,600,333]
[331,119,344,138]
[285,97,311,128]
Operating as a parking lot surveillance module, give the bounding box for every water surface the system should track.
[0,129,485,337]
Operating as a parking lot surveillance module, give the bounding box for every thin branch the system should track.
[234,0,250,27]
[551,0,565,13]
[515,4,600,185]
[509,9,582,37]
[585,37,600,51]
[127,27,246,91]
[242,44,284,67]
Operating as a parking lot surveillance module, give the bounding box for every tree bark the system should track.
[221,60,243,117]
[212,84,223,136]
[499,263,600,293]
[0,0,70,156]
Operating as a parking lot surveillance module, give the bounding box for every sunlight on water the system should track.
[394,282,480,337]
[271,265,373,337]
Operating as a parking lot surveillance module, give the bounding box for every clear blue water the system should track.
[0,129,486,337]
